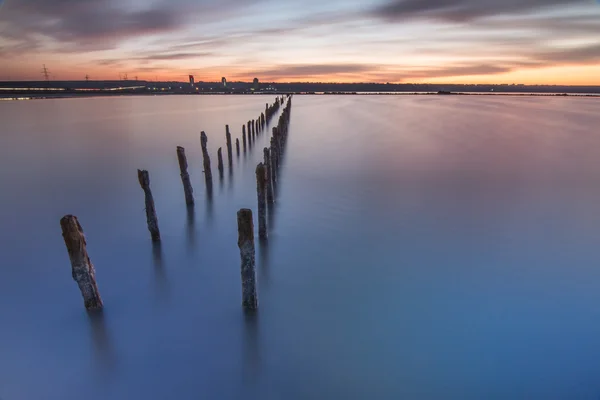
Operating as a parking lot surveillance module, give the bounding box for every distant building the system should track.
[253,77,259,91]
[221,77,227,88]
[189,75,194,87]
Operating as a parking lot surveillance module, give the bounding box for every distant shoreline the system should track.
[2,91,599,101]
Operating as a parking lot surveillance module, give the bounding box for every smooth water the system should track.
[1,95,600,400]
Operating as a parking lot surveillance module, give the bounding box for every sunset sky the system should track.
[1,0,599,84]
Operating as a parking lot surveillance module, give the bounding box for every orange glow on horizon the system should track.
[3,64,600,86]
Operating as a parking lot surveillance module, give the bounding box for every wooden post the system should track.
[236,138,240,156]
[137,169,161,241]
[247,121,251,140]
[225,125,233,166]
[237,209,258,310]
[273,127,281,157]
[242,126,247,151]
[60,215,103,310]
[176,146,194,206]
[263,147,274,204]
[200,131,213,186]
[252,119,256,139]
[270,137,278,184]
[217,147,224,175]
[256,163,267,239]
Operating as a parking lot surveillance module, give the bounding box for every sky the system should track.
[0,0,599,84]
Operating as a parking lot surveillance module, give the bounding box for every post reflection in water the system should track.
[205,183,214,226]
[152,241,169,300]
[88,310,116,375]
[186,204,196,250]
[258,237,270,286]
[241,311,261,385]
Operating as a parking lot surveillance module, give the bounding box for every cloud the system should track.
[248,64,379,79]
[533,43,600,65]
[0,0,184,53]
[136,52,214,61]
[5,0,181,44]
[372,0,592,22]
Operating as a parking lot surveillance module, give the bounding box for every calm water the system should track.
[1,95,600,399]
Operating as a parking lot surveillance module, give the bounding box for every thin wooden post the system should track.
[242,126,247,151]
[263,147,274,204]
[225,125,233,166]
[273,127,281,157]
[217,147,224,175]
[256,163,267,239]
[200,131,213,186]
[270,137,278,184]
[60,215,103,310]
[137,169,161,241]
[237,209,258,310]
[176,146,194,205]
[252,119,256,139]
[236,138,240,156]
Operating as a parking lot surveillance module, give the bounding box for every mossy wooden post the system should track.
[236,138,240,156]
[137,169,161,241]
[217,147,224,176]
[200,131,213,187]
[225,125,233,166]
[256,162,267,239]
[176,146,194,206]
[60,215,103,310]
[237,209,258,310]
[263,147,274,204]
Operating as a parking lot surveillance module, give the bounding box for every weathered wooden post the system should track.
[273,127,281,157]
[269,139,277,183]
[263,147,274,204]
[137,169,161,241]
[217,147,224,176]
[236,138,240,156]
[242,125,247,149]
[60,215,103,310]
[200,131,213,187]
[252,119,256,139]
[256,163,267,239]
[237,209,258,310]
[176,146,194,206]
[270,137,279,172]
[247,121,251,140]
[225,125,233,166]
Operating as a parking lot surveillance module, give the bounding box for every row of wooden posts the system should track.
[60,95,292,311]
